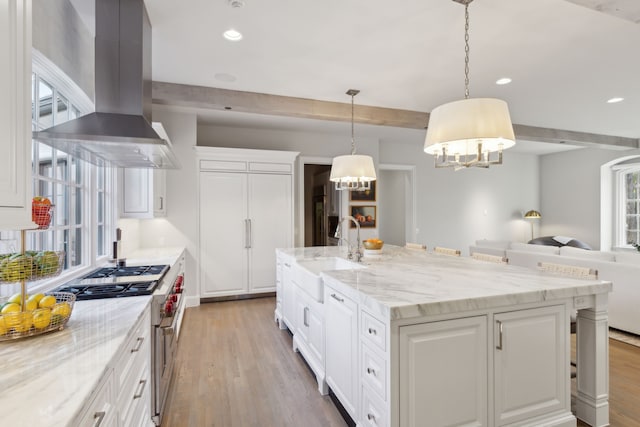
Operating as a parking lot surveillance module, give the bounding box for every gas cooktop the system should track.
[53,264,169,300]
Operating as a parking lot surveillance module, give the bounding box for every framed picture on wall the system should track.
[350,181,376,202]
[350,205,376,228]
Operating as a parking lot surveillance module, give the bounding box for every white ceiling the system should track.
[70,0,640,155]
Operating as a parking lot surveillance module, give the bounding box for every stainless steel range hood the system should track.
[34,0,179,169]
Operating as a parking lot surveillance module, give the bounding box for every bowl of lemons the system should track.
[362,238,384,250]
[0,291,75,340]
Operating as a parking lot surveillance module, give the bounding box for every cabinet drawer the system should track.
[121,365,151,427]
[200,159,247,171]
[361,386,388,427]
[75,369,116,427]
[115,309,150,408]
[362,311,386,352]
[249,162,291,173]
[362,344,387,401]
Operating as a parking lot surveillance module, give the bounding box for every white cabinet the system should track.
[494,305,567,426]
[399,316,488,427]
[293,284,327,394]
[324,285,359,419]
[114,307,152,427]
[74,368,117,427]
[197,147,297,299]
[0,0,34,230]
[280,257,296,331]
[119,168,167,218]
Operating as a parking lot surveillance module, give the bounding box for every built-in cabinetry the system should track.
[119,168,167,218]
[197,147,298,299]
[73,305,152,427]
[0,0,34,230]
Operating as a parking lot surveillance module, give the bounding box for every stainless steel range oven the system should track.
[52,257,186,426]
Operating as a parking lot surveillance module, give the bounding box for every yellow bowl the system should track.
[363,240,384,250]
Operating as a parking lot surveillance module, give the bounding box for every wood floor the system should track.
[163,297,640,427]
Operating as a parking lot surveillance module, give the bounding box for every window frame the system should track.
[613,163,640,249]
[25,53,117,292]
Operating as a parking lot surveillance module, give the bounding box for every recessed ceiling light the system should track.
[607,97,624,104]
[223,29,243,41]
[495,77,512,85]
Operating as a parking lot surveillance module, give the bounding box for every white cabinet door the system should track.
[120,168,166,218]
[247,173,292,292]
[295,284,310,343]
[494,305,567,426]
[307,300,324,364]
[0,0,32,229]
[325,287,359,419]
[281,261,296,331]
[399,316,488,427]
[199,172,248,297]
[153,169,167,216]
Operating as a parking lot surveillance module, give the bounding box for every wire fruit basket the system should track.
[0,251,65,283]
[0,292,76,341]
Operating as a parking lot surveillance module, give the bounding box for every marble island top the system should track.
[278,245,612,320]
[0,246,185,426]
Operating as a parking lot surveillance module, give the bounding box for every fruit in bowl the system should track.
[363,238,384,250]
[32,196,52,228]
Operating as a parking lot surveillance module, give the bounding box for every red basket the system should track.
[32,201,53,230]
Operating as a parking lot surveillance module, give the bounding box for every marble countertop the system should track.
[277,245,612,320]
[0,246,185,426]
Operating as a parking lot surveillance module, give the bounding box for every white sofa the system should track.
[469,239,640,335]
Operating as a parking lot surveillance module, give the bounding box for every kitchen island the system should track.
[277,245,611,427]
[0,247,184,427]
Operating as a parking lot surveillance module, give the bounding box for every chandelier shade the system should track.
[424,98,516,156]
[329,89,377,191]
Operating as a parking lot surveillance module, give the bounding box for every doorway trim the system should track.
[297,156,334,247]
[378,163,417,244]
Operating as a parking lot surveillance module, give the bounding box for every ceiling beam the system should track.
[152,81,639,150]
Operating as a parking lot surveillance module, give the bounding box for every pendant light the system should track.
[424,0,516,169]
[330,89,377,191]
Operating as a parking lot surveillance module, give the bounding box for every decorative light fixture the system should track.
[223,29,243,41]
[524,210,542,240]
[424,0,516,170]
[330,89,377,191]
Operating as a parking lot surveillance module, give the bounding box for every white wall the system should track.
[379,138,540,254]
[540,146,640,250]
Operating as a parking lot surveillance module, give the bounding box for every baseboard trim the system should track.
[200,292,276,304]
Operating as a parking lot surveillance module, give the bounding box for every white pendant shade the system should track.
[329,154,377,187]
[424,98,515,156]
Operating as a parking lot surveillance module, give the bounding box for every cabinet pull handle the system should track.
[367,367,376,376]
[331,293,344,303]
[93,411,106,427]
[368,328,377,335]
[367,413,376,422]
[284,263,291,268]
[133,379,147,399]
[159,196,164,210]
[244,219,251,248]
[131,337,144,353]
[496,320,503,350]
[303,307,309,327]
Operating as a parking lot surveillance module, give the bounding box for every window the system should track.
[614,164,640,248]
[27,71,114,280]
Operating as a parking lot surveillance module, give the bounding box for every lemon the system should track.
[52,302,71,318]
[28,293,45,304]
[32,308,51,329]
[38,295,56,309]
[0,316,7,335]
[4,312,32,333]
[50,313,64,327]
[24,298,38,311]
[7,293,24,304]
[1,302,20,314]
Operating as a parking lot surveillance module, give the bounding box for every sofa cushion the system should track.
[510,242,561,255]
[474,239,511,250]
[559,246,615,262]
[614,251,640,264]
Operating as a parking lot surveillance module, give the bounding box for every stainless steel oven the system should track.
[151,259,185,426]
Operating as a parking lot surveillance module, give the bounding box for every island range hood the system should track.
[34,0,178,169]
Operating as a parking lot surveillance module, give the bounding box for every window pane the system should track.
[97,166,104,189]
[627,231,637,245]
[56,94,69,123]
[98,192,104,222]
[55,150,68,181]
[626,216,637,231]
[38,143,53,178]
[627,202,638,215]
[38,79,54,128]
[37,180,53,201]
[74,186,83,224]
[55,182,68,226]
[71,156,81,184]
[98,225,104,256]
[71,227,82,267]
